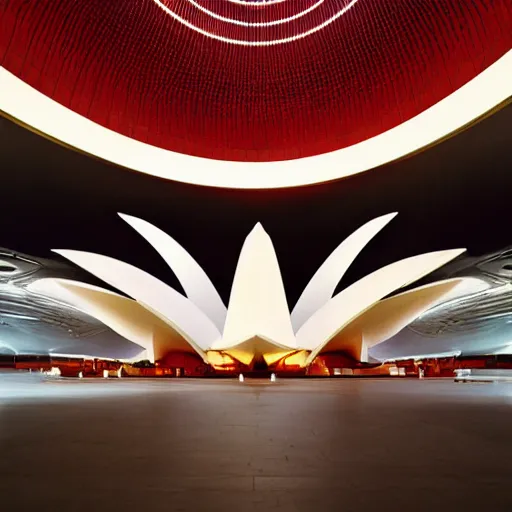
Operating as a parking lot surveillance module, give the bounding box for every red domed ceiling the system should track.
[1,0,511,162]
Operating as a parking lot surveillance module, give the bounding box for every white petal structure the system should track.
[291,212,397,332]
[27,278,197,362]
[298,248,466,365]
[118,213,227,331]
[216,223,297,351]
[51,250,221,357]
[28,213,468,368]
[316,279,466,362]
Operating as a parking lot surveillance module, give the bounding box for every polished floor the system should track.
[0,376,511,511]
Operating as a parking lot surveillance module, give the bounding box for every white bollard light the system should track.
[49,367,61,377]
[103,369,109,379]
[239,373,244,382]
[270,373,276,382]
[117,368,122,379]
[78,371,84,379]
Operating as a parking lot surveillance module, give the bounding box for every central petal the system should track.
[217,223,296,351]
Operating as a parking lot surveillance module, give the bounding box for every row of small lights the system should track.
[46,367,278,381]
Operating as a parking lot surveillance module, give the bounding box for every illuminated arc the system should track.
[1,50,510,189]
[186,0,325,27]
[226,0,286,5]
[0,342,17,355]
[151,0,361,46]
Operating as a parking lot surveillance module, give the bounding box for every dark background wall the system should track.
[0,104,511,306]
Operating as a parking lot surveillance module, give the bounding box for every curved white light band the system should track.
[226,0,286,5]
[151,0,360,46]
[0,50,510,190]
[187,0,324,27]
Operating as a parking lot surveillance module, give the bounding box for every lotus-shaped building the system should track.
[29,213,471,372]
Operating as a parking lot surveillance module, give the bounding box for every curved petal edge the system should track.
[298,248,466,364]
[118,213,227,331]
[315,278,467,362]
[291,212,397,331]
[28,278,206,362]
[52,249,221,356]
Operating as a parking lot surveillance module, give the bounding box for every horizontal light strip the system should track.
[0,50,511,189]
[49,352,121,361]
[0,313,40,321]
[226,0,286,5]
[384,351,462,362]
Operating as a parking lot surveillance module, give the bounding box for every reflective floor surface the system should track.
[1,376,511,511]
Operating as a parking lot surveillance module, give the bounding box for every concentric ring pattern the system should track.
[1,0,511,166]
[151,0,360,45]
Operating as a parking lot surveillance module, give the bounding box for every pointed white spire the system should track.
[118,213,227,331]
[291,212,397,332]
[218,223,296,350]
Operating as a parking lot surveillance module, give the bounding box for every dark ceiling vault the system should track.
[0,103,511,305]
